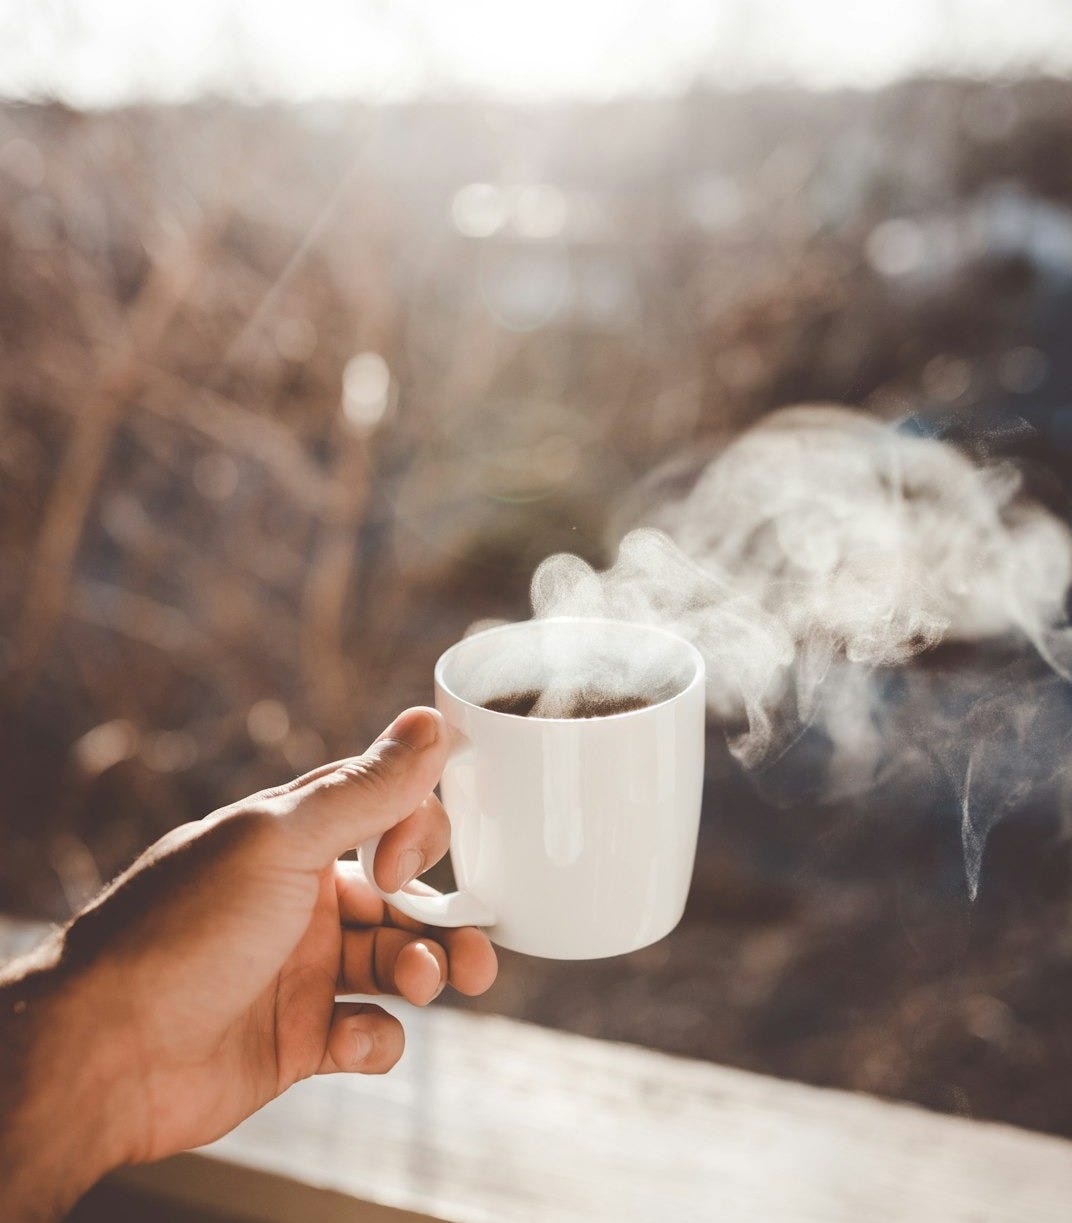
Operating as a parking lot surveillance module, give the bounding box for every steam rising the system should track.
[522,405,1072,896]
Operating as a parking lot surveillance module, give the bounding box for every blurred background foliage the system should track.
[5,72,1072,1134]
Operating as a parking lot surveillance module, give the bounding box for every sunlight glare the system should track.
[2,0,1072,106]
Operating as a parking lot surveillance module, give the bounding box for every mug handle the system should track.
[355,730,496,928]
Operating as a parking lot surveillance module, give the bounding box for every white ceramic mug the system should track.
[357,616,705,959]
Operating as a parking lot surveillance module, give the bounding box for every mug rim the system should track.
[434,615,706,722]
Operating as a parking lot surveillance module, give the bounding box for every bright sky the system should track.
[2,0,1072,106]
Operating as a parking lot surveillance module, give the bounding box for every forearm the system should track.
[0,937,132,1221]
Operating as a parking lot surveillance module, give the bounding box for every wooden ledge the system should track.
[5,916,1072,1222]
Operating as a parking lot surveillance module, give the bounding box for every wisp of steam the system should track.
[504,405,1072,897]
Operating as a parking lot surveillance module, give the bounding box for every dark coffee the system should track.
[481,690,653,719]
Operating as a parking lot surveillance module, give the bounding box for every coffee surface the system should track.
[481,690,653,718]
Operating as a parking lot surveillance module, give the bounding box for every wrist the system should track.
[1,935,142,1219]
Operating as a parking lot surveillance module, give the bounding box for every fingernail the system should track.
[352,1030,373,1063]
[415,942,446,1001]
[395,848,424,890]
[382,708,438,750]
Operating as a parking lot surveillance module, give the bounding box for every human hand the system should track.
[0,707,496,1217]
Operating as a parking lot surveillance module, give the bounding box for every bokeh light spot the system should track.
[247,699,290,747]
[193,453,239,501]
[451,183,506,237]
[866,218,926,277]
[342,351,392,430]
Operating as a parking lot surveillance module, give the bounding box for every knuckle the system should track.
[334,748,402,798]
[251,783,293,804]
[210,805,285,853]
[370,927,399,990]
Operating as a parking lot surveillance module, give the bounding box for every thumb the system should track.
[281,707,446,865]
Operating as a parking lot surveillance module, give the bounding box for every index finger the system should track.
[372,792,452,894]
